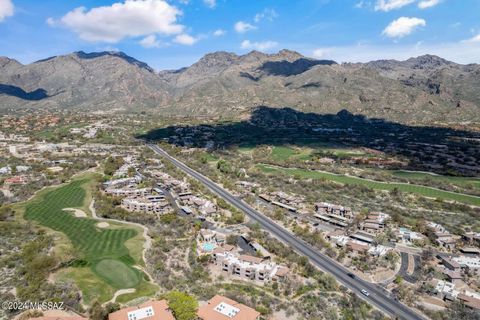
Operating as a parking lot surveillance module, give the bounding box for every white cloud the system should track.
[254,8,278,23]
[203,0,216,8]
[173,33,197,45]
[354,1,368,9]
[374,0,415,11]
[0,0,14,22]
[234,21,256,34]
[213,29,226,36]
[382,17,426,38]
[139,34,160,48]
[418,0,441,9]
[463,34,480,43]
[46,17,56,26]
[240,40,278,51]
[312,48,332,59]
[59,0,184,43]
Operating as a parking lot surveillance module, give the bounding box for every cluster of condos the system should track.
[197,229,289,284]
[104,175,172,215]
[30,295,261,320]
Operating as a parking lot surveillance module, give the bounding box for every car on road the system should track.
[347,273,355,278]
[361,289,370,297]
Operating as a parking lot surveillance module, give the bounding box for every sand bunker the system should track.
[97,222,110,228]
[63,208,87,218]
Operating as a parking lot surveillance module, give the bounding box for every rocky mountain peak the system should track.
[276,49,304,61]
[72,51,155,72]
[407,54,452,69]
[0,56,21,68]
[195,51,239,68]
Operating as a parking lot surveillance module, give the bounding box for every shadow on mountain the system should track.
[75,51,154,73]
[0,84,49,101]
[239,72,261,81]
[139,106,480,176]
[258,58,337,77]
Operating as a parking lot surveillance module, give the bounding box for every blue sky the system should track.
[0,0,479,70]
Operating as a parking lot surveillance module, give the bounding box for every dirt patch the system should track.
[96,222,110,228]
[63,208,87,218]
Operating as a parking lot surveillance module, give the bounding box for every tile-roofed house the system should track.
[212,244,235,255]
[108,300,174,320]
[362,223,381,234]
[197,295,260,320]
[238,255,265,264]
[31,317,87,320]
[457,293,480,310]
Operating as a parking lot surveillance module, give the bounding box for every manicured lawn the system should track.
[93,259,141,289]
[116,280,158,304]
[258,165,480,206]
[271,146,298,161]
[24,179,137,261]
[392,170,480,190]
[20,175,157,302]
[55,267,116,304]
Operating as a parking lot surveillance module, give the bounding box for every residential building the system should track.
[105,186,152,198]
[396,227,425,243]
[198,229,226,245]
[346,241,369,254]
[452,256,480,275]
[440,256,461,273]
[314,202,354,228]
[121,197,171,214]
[462,232,480,247]
[460,247,480,256]
[103,176,142,189]
[362,212,389,235]
[368,245,391,257]
[458,293,480,311]
[108,300,174,320]
[197,295,260,320]
[4,175,27,185]
[433,280,458,300]
[212,251,288,282]
[31,317,86,320]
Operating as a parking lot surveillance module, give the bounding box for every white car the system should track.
[361,289,370,297]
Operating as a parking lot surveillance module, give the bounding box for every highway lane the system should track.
[148,143,424,320]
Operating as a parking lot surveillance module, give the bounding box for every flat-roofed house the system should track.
[440,256,461,272]
[197,295,260,320]
[457,293,480,311]
[108,300,174,320]
[314,202,354,228]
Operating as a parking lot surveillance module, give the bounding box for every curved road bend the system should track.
[147,144,424,320]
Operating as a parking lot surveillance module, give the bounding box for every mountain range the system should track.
[1,49,479,124]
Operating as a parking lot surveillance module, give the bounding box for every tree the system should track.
[165,291,198,320]
[226,234,237,246]
[88,300,108,320]
[446,301,480,320]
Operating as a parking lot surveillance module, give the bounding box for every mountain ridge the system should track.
[0,49,479,124]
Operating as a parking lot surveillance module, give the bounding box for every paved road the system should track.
[400,253,421,284]
[148,144,424,320]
